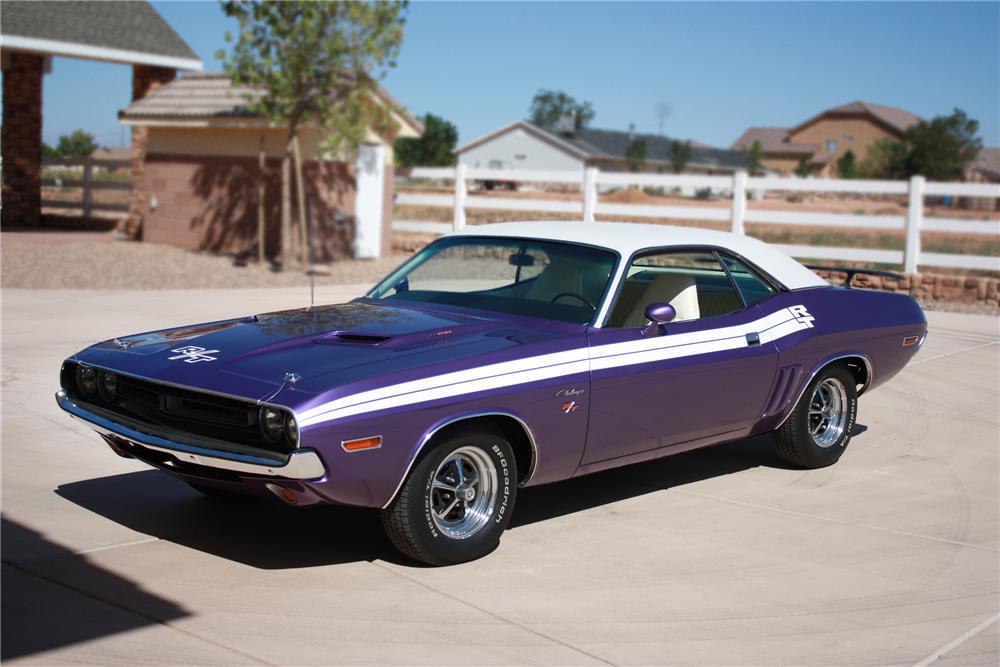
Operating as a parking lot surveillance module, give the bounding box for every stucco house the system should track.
[731,101,922,177]
[119,72,423,260]
[455,120,750,176]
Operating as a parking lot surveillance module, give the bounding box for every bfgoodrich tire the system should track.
[774,365,858,469]
[380,426,518,566]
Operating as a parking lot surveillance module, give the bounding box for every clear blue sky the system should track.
[34,1,1000,150]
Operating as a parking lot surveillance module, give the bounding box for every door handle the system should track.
[746,332,760,346]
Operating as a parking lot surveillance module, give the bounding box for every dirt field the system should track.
[0,231,407,290]
[395,186,1000,264]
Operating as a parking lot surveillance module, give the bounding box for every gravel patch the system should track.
[1,237,407,290]
[3,234,995,316]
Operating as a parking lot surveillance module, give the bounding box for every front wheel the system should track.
[380,426,517,565]
[774,365,858,468]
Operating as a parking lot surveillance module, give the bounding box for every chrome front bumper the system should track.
[55,390,326,480]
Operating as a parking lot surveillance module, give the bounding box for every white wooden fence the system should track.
[42,156,131,217]
[395,166,1000,273]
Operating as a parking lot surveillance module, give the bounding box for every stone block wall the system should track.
[813,269,999,308]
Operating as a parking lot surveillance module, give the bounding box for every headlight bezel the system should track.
[76,365,99,397]
[98,371,118,401]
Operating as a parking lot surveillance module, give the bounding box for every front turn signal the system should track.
[341,435,382,452]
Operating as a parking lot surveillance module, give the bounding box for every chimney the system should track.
[554,110,576,136]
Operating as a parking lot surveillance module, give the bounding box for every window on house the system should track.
[842,135,854,141]
[514,154,526,160]
[825,139,838,153]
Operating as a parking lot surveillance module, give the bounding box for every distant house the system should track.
[119,72,423,259]
[732,101,922,177]
[964,147,1000,211]
[90,146,132,174]
[455,120,750,177]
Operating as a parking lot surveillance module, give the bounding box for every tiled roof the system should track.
[120,72,424,133]
[1,1,198,62]
[970,147,1000,180]
[458,121,749,171]
[555,127,750,170]
[792,101,923,136]
[730,127,817,154]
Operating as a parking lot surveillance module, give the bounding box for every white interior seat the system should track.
[623,273,700,327]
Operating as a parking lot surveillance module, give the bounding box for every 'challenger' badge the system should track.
[168,345,219,364]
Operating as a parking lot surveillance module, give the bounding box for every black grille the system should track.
[61,362,294,454]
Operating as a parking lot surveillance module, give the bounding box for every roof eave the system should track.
[1,34,203,70]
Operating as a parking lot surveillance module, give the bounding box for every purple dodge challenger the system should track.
[57,222,927,564]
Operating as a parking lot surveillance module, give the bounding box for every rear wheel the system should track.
[380,426,517,565]
[774,365,858,468]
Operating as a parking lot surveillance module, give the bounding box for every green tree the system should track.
[56,130,97,158]
[42,142,60,158]
[394,113,457,167]
[861,109,982,181]
[904,108,981,181]
[835,149,859,179]
[528,89,595,130]
[624,138,647,172]
[218,0,407,267]
[861,138,910,179]
[794,156,812,178]
[668,139,692,174]
[744,139,764,176]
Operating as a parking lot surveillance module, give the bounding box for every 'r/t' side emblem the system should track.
[168,345,219,363]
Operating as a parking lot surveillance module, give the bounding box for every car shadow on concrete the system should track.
[1,517,190,661]
[56,429,864,570]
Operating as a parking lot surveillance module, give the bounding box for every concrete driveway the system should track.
[2,287,998,665]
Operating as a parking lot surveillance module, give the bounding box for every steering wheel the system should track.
[550,292,596,310]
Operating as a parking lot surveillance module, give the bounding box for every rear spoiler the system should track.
[804,264,906,287]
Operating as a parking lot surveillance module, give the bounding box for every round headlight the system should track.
[284,413,299,447]
[260,407,284,442]
[76,366,98,397]
[99,371,118,401]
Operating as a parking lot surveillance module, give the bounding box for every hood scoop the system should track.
[316,331,392,345]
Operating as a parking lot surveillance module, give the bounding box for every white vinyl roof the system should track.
[447,221,828,290]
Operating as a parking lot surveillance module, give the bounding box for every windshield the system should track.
[367,237,618,324]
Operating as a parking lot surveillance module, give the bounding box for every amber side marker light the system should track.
[265,483,297,505]
[903,335,920,347]
[341,435,382,452]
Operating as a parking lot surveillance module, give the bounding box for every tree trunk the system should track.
[258,134,266,264]
[292,133,308,267]
[281,129,294,269]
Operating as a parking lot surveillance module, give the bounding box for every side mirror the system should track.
[642,303,676,337]
[645,303,676,324]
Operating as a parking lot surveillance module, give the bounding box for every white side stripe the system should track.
[298,306,815,428]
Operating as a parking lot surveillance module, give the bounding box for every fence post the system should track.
[904,175,924,274]
[82,157,94,219]
[453,163,467,231]
[730,170,747,235]
[582,167,598,222]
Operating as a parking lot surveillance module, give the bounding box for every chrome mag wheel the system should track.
[809,377,848,448]
[429,445,498,540]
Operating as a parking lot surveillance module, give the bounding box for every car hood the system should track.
[71,300,576,404]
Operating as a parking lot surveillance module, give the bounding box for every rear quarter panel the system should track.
[754,286,926,433]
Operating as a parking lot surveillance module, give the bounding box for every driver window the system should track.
[607,250,743,327]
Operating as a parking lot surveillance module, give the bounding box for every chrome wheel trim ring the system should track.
[809,377,848,448]
[429,446,498,540]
